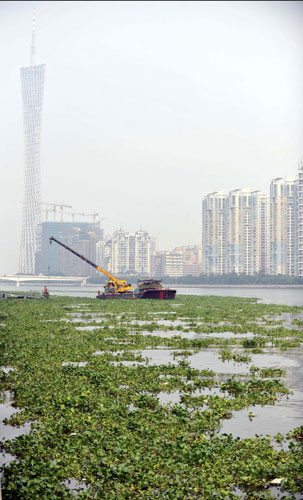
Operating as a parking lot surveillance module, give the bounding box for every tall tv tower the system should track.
[19,8,46,274]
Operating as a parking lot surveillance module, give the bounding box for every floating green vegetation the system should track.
[0,294,302,499]
[218,347,252,364]
[292,319,303,327]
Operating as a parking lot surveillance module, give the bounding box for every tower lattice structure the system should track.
[19,9,45,274]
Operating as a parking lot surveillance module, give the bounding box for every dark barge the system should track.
[137,279,176,300]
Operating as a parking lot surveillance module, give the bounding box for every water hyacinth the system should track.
[0,294,302,499]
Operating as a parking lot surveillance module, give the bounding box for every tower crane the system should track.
[40,202,72,223]
[66,211,100,224]
[66,212,86,222]
[84,212,99,224]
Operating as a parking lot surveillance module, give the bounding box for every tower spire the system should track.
[30,7,36,66]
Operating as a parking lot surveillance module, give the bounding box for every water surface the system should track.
[3,284,303,306]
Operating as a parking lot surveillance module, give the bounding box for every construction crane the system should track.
[66,211,86,222]
[40,202,72,223]
[43,206,55,222]
[49,236,133,295]
[84,212,99,223]
[66,211,100,224]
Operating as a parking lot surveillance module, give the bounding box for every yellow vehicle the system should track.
[49,236,133,295]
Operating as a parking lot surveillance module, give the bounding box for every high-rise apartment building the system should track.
[227,189,244,274]
[296,164,303,277]
[227,189,270,275]
[134,230,151,275]
[111,230,131,274]
[96,240,106,269]
[270,177,296,275]
[111,229,151,275]
[19,10,46,274]
[239,189,252,275]
[152,251,183,277]
[58,236,92,277]
[96,239,112,272]
[202,192,228,274]
[163,251,183,277]
[202,188,269,275]
[251,191,270,274]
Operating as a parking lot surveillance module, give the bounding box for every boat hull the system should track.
[139,289,176,300]
[96,289,176,300]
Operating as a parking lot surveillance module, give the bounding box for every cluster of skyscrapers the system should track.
[36,222,202,278]
[34,168,303,279]
[202,165,303,277]
[103,231,201,277]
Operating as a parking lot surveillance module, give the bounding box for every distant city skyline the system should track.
[34,159,303,279]
[0,1,302,273]
[202,165,303,277]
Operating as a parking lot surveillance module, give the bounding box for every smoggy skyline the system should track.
[0,1,302,273]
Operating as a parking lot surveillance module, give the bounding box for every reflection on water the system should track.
[139,347,300,374]
[220,349,303,439]
[157,387,225,406]
[220,388,303,439]
[116,346,303,439]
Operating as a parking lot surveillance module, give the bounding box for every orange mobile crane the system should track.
[49,236,134,296]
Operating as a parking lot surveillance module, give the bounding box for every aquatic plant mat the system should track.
[0,295,303,499]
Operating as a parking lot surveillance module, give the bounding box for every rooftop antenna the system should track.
[30,7,36,66]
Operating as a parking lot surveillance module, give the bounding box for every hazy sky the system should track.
[0,1,302,274]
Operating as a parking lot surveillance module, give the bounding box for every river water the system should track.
[175,286,303,306]
[2,284,303,306]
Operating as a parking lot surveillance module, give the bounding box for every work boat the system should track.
[137,279,176,300]
[48,236,177,300]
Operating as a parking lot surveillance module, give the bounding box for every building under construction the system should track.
[35,221,104,276]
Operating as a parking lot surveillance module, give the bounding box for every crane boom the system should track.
[49,236,133,294]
